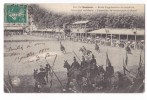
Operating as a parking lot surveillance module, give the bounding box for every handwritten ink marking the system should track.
[7,45,23,52]
[39,48,50,54]
[45,53,50,59]
[4,52,20,57]
[15,52,35,63]
[26,52,35,57]
[26,45,31,48]
[18,56,27,63]
[34,43,45,46]
[36,55,40,61]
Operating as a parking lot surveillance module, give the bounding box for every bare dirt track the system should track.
[4,35,145,93]
[4,35,144,75]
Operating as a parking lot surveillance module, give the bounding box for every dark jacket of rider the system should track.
[90,58,97,65]
[71,61,80,69]
[90,54,97,65]
[105,66,114,78]
[71,57,81,69]
[81,61,88,68]
[81,56,88,68]
[71,61,81,69]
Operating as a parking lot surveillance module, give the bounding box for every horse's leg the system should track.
[64,49,66,54]
[66,77,71,90]
[98,48,100,53]
[45,72,49,82]
[89,51,91,55]
[82,51,85,55]
[86,52,88,55]
[96,49,98,53]
[61,50,63,53]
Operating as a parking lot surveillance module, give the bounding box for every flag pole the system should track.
[45,55,64,89]
[138,50,143,72]
[73,51,81,62]
[123,58,126,75]
[4,83,11,93]
[8,71,14,92]
[106,50,107,67]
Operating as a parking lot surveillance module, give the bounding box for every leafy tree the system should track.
[28,4,145,29]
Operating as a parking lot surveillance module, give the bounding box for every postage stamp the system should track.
[4,4,27,24]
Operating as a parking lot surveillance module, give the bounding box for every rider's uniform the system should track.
[71,61,81,69]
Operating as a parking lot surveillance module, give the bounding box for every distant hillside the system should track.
[28,4,145,29]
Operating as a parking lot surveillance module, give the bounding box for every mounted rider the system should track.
[89,61,99,84]
[66,57,81,90]
[37,65,47,85]
[64,60,71,71]
[90,54,97,66]
[95,43,100,52]
[81,56,88,69]
[45,64,51,83]
[105,63,114,79]
[104,64,114,88]
[71,56,81,70]
[81,56,88,77]
[125,43,132,54]
[82,46,86,51]
[60,41,66,53]
[33,69,38,80]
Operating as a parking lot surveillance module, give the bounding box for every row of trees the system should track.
[28,4,145,29]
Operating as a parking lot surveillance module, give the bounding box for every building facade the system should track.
[70,20,94,39]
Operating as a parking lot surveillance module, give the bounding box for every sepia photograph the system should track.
[4,3,145,93]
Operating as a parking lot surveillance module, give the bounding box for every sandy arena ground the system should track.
[4,35,145,75]
[4,35,145,93]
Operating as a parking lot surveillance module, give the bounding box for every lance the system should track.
[72,51,81,62]
[138,50,143,70]
[123,58,126,75]
[106,49,108,67]
[4,83,10,93]
[123,57,136,79]
[123,58,131,74]
[49,54,57,84]
[7,71,15,92]
[51,54,57,69]
[45,54,64,89]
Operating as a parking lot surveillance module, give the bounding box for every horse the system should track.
[79,47,86,55]
[87,65,108,90]
[33,69,38,80]
[60,42,66,54]
[37,71,47,85]
[63,62,83,90]
[95,44,100,53]
[79,47,92,56]
[113,72,133,91]
[63,60,71,71]
[65,64,82,81]
[125,45,132,54]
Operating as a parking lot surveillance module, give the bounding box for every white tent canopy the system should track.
[72,20,89,25]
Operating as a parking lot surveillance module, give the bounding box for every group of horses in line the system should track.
[60,42,143,92]
[63,56,143,92]
[63,57,144,92]
[32,41,143,93]
[60,41,100,55]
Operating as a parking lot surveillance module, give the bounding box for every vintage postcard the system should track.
[4,3,145,93]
